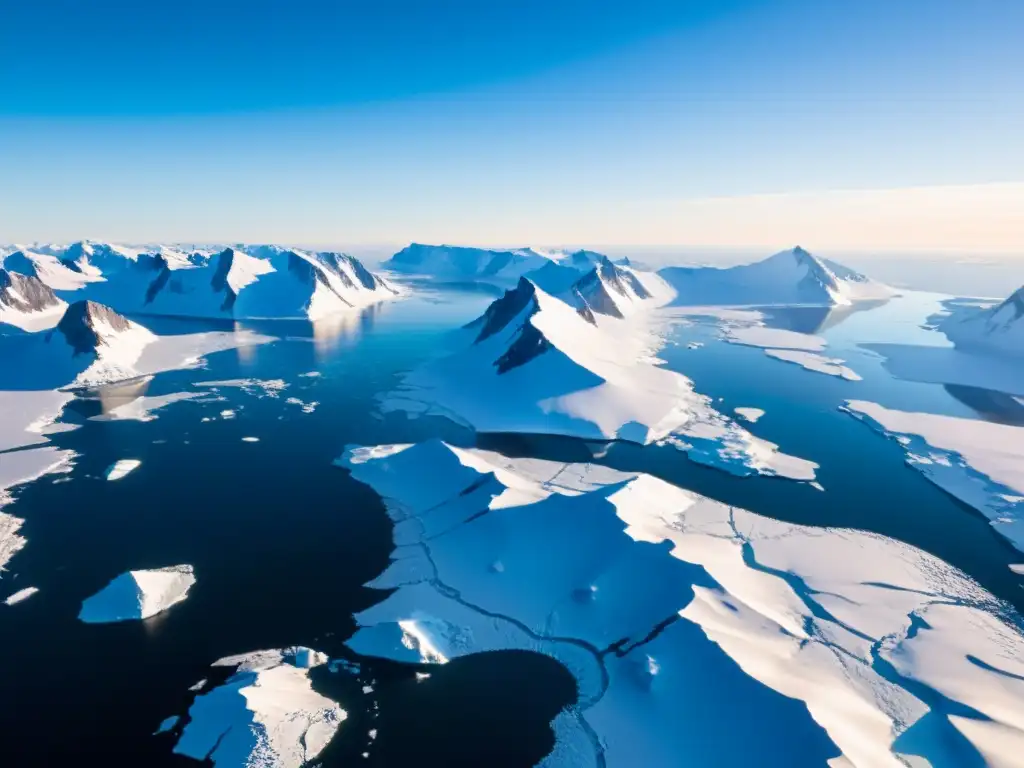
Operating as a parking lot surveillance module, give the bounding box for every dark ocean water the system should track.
[1,288,1022,766]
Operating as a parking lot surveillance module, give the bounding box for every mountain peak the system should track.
[471,276,538,342]
[56,300,133,355]
[0,268,63,315]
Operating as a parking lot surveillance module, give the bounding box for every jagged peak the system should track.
[471,277,539,342]
[0,267,62,311]
[56,300,134,355]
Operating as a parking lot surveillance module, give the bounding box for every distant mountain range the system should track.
[0,241,398,328]
[384,243,895,308]
[658,246,895,307]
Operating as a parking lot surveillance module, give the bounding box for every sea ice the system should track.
[337,440,1024,768]
[844,399,1024,553]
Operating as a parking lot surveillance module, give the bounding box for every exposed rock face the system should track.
[570,257,652,320]
[209,248,241,311]
[472,277,538,342]
[494,321,552,373]
[0,269,61,314]
[55,300,133,355]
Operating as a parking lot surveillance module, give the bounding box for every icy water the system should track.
[1,288,1023,765]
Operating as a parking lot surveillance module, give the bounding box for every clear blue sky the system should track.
[2,0,1022,250]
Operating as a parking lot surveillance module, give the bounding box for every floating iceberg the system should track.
[3,586,39,605]
[78,564,195,623]
[105,459,141,481]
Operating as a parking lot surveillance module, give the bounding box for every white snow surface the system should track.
[383,279,816,481]
[78,564,195,623]
[171,646,345,768]
[659,247,895,307]
[844,400,1024,554]
[337,441,1024,768]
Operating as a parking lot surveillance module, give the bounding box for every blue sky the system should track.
[2,0,1022,251]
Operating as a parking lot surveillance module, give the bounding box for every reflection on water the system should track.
[756,300,891,334]
[944,384,1024,426]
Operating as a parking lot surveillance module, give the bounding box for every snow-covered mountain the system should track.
[384,243,551,284]
[0,268,67,332]
[384,277,815,479]
[144,247,398,319]
[49,300,157,385]
[659,246,894,307]
[940,286,1024,356]
[565,255,665,320]
[1,241,398,321]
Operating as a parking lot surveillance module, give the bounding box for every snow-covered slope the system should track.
[78,564,195,622]
[659,247,894,307]
[338,441,1024,768]
[2,248,104,292]
[384,277,815,479]
[168,647,345,768]
[940,286,1024,356]
[384,243,550,284]
[0,269,68,332]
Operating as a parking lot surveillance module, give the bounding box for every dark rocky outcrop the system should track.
[55,300,132,355]
[0,268,62,314]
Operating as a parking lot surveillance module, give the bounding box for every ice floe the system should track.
[3,586,39,605]
[169,646,345,768]
[78,564,195,623]
[104,458,141,481]
[764,348,862,380]
[844,400,1024,553]
[721,317,861,380]
[733,407,764,423]
[337,440,1024,768]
